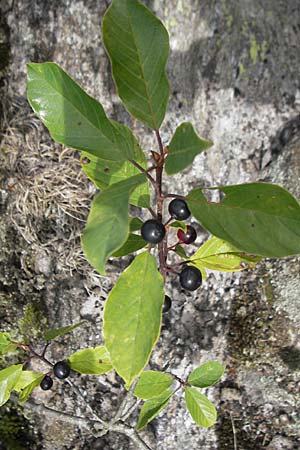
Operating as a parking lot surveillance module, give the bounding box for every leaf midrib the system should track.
[190,195,300,222]
[128,253,150,383]
[125,5,158,128]
[169,143,211,154]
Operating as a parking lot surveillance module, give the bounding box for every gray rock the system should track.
[1,0,300,449]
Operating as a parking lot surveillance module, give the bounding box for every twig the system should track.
[155,130,164,156]
[121,397,141,422]
[112,422,153,450]
[148,207,157,218]
[14,343,54,367]
[23,400,99,428]
[41,342,50,358]
[24,401,153,450]
[65,378,107,425]
[129,159,158,194]
[230,412,238,450]
[163,193,185,200]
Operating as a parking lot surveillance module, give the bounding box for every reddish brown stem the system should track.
[14,342,54,367]
[129,159,159,195]
[155,129,164,156]
[148,207,157,219]
[163,193,185,200]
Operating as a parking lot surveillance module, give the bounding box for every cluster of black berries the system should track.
[141,199,202,312]
[40,360,71,391]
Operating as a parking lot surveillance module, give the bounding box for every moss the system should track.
[226,15,233,29]
[227,268,291,367]
[239,63,246,75]
[18,303,48,344]
[0,404,41,450]
[250,34,260,64]
[260,40,268,61]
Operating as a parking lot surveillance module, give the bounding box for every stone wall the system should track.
[1,0,300,449]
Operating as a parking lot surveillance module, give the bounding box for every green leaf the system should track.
[190,236,261,272]
[82,174,146,275]
[134,371,173,399]
[68,346,112,375]
[169,221,187,232]
[130,217,143,232]
[0,365,23,407]
[14,371,44,402]
[103,252,164,388]
[165,123,213,175]
[81,145,150,208]
[27,62,137,161]
[19,375,44,403]
[44,321,85,341]
[102,0,170,129]
[185,387,217,428]
[112,233,147,257]
[136,390,175,430]
[0,333,17,356]
[188,361,225,388]
[186,183,300,257]
[174,246,188,259]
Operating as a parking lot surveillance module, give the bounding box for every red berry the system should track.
[177,225,197,244]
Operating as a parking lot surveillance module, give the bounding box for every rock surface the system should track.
[0,0,300,449]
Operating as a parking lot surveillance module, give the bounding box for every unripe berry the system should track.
[40,375,53,391]
[53,361,71,379]
[179,266,202,291]
[168,199,191,220]
[163,295,172,313]
[141,219,166,244]
[177,225,197,244]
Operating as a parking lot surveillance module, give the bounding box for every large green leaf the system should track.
[136,389,175,430]
[0,365,23,407]
[81,145,150,208]
[14,370,44,403]
[44,321,86,341]
[0,333,17,356]
[185,387,217,428]
[134,371,173,399]
[165,123,213,175]
[103,252,164,388]
[188,361,225,388]
[27,62,137,161]
[186,183,300,257]
[190,236,261,272]
[102,0,170,129]
[68,346,112,375]
[82,174,146,274]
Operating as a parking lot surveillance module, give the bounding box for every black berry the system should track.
[179,266,202,291]
[163,295,172,313]
[40,375,53,391]
[141,219,166,244]
[53,361,71,379]
[177,225,197,244]
[168,199,191,220]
